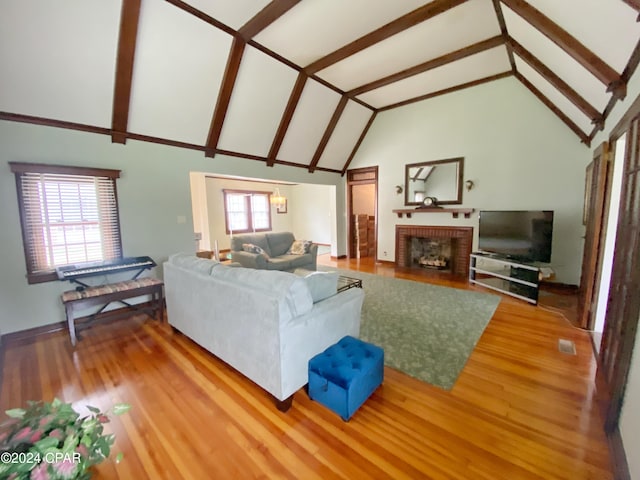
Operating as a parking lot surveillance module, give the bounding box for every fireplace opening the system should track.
[395,225,473,277]
[410,237,452,270]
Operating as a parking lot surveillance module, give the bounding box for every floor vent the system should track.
[558,339,577,355]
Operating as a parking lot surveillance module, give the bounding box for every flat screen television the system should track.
[478,210,554,263]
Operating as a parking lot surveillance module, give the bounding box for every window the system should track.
[10,162,122,284]
[223,189,272,234]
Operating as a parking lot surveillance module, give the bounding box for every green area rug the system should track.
[320,267,501,390]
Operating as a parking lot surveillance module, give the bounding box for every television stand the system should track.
[469,252,540,304]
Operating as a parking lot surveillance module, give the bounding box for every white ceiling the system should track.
[1,0,639,173]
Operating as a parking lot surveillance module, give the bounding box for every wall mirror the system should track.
[404,157,464,206]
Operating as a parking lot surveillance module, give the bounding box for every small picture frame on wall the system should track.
[277,199,287,214]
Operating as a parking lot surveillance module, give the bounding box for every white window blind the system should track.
[10,163,122,283]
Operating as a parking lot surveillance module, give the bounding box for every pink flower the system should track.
[29,462,50,480]
[97,414,110,424]
[12,426,33,442]
[53,459,78,478]
[38,415,55,428]
[76,444,88,458]
[29,429,44,443]
[48,428,63,440]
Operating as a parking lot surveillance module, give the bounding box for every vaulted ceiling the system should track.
[2,0,639,175]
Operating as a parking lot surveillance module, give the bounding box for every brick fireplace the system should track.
[395,225,473,277]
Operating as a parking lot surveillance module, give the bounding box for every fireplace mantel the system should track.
[392,207,474,219]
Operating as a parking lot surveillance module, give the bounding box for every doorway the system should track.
[347,167,377,259]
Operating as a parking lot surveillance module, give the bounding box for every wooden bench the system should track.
[61,277,164,346]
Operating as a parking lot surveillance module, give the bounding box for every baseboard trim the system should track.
[1,300,160,347]
[594,354,631,480]
[376,259,395,266]
[539,280,579,292]
[608,425,631,480]
[330,255,347,260]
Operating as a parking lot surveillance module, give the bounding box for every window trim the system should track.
[222,189,273,235]
[9,162,122,284]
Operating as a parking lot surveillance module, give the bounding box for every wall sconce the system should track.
[465,180,475,191]
[395,185,403,194]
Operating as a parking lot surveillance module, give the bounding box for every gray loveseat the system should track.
[230,232,318,271]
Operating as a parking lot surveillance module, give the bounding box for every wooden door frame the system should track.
[578,143,610,330]
[595,94,640,480]
[346,167,378,259]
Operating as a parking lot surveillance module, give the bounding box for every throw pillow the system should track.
[242,243,270,258]
[302,271,339,303]
[287,240,312,255]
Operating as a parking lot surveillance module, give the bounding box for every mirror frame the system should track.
[404,157,464,206]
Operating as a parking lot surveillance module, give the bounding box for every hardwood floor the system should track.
[0,256,613,479]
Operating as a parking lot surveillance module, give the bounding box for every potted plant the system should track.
[0,398,130,480]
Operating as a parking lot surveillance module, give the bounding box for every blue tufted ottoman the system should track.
[308,336,384,421]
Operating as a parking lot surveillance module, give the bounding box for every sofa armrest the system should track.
[230,251,268,269]
[308,243,318,270]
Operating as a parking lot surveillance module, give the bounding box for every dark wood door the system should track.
[577,143,610,329]
[599,116,640,431]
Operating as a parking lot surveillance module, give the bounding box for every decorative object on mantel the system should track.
[392,207,474,219]
[421,196,438,207]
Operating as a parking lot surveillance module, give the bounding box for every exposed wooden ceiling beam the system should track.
[111,0,141,144]
[500,0,622,93]
[267,73,307,166]
[491,0,517,72]
[205,38,245,158]
[164,0,235,35]
[341,112,377,176]
[348,36,504,97]
[308,96,349,173]
[378,71,513,112]
[588,37,640,141]
[509,37,602,125]
[239,0,300,40]
[305,0,467,75]
[515,72,590,146]
[622,0,640,20]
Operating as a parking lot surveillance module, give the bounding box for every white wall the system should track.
[0,120,347,334]
[289,183,334,246]
[350,76,590,284]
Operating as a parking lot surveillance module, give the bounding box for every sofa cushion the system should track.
[267,232,296,257]
[231,234,271,256]
[168,252,219,275]
[265,257,293,270]
[301,271,339,303]
[276,253,313,269]
[210,266,313,317]
[287,239,312,255]
[242,243,270,258]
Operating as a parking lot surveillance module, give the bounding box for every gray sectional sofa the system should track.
[163,253,364,410]
[229,231,318,271]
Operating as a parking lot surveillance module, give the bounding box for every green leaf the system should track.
[112,403,131,416]
[115,452,124,464]
[4,408,26,418]
[86,405,101,414]
[34,435,61,451]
